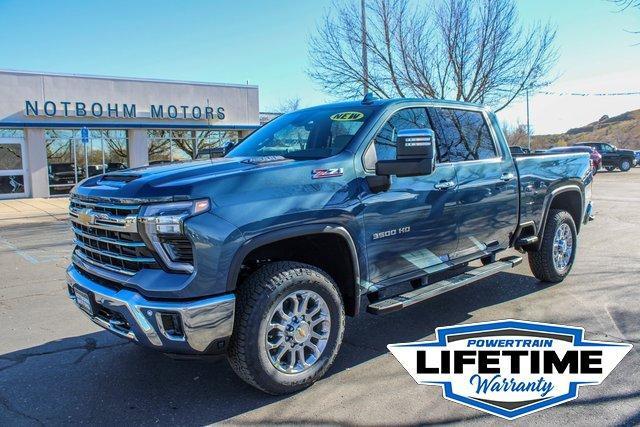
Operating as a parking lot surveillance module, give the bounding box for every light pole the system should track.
[361,0,369,95]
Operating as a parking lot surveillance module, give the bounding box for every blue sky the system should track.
[1,0,639,133]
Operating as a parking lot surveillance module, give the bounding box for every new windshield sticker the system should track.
[329,111,364,121]
[388,320,632,420]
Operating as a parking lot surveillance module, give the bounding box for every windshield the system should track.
[229,106,376,160]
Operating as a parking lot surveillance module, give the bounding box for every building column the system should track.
[128,129,149,168]
[25,128,49,198]
[239,129,254,140]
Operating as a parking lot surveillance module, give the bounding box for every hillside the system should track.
[509,109,640,150]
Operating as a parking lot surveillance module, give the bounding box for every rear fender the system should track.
[534,185,584,251]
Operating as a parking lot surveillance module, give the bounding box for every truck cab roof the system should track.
[294,97,488,113]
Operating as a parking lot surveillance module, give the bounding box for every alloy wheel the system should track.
[552,223,573,272]
[265,290,331,374]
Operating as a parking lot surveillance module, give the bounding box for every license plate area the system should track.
[74,286,95,316]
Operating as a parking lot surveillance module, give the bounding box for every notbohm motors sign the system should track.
[388,320,632,419]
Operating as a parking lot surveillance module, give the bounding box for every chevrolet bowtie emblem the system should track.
[77,209,95,225]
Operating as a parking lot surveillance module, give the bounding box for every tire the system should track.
[528,209,577,283]
[227,261,345,395]
[604,166,615,172]
[619,159,632,172]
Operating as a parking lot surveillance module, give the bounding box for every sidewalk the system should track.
[0,197,69,226]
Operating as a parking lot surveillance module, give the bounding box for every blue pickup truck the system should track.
[67,98,593,394]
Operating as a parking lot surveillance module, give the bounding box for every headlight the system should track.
[142,199,210,235]
[139,199,210,273]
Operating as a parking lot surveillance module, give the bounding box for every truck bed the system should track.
[514,152,592,234]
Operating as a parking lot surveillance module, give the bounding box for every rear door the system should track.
[431,107,518,258]
[598,143,618,166]
[361,107,459,284]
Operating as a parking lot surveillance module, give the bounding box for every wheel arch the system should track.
[534,185,584,250]
[227,225,361,316]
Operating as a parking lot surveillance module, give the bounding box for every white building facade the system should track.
[0,70,260,198]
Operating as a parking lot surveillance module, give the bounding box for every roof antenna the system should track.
[362,92,376,105]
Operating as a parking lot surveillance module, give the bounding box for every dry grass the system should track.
[509,109,640,150]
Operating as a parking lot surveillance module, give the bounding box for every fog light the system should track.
[159,312,184,338]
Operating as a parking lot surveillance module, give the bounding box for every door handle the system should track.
[500,172,515,182]
[434,180,456,190]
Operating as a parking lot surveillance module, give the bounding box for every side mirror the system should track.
[375,129,436,177]
[222,140,236,155]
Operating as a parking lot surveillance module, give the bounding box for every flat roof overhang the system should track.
[0,122,260,130]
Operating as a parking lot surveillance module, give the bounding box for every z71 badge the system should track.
[312,168,343,179]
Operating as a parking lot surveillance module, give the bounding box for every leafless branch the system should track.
[307,0,558,111]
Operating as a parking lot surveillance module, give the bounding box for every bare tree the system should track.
[611,0,640,36]
[148,130,238,162]
[611,0,640,9]
[274,97,302,113]
[308,0,558,111]
[503,123,529,147]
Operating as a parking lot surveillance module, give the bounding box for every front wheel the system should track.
[227,261,345,395]
[619,159,632,172]
[528,209,577,283]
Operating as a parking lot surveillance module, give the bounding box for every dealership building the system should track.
[0,70,260,199]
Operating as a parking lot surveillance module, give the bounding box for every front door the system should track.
[361,107,459,285]
[0,129,29,199]
[431,107,518,258]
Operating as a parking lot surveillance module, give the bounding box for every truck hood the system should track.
[72,156,296,201]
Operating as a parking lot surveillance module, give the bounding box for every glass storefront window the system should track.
[148,129,239,164]
[0,176,25,195]
[0,128,26,198]
[0,143,23,170]
[0,129,24,138]
[45,129,128,195]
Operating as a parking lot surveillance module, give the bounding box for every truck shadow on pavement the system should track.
[0,271,557,425]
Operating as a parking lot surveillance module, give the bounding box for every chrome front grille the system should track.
[70,196,159,275]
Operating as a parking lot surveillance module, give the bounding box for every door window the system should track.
[435,109,497,162]
[0,143,23,170]
[365,107,432,169]
[0,129,27,198]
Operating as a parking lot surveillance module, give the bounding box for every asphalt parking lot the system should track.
[1,169,639,426]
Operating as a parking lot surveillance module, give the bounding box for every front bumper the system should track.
[66,265,235,354]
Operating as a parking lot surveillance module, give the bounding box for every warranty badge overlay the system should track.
[388,320,632,419]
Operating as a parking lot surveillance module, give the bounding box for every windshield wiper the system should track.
[280,154,324,160]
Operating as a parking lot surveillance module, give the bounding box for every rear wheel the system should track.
[528,209,577,283]
[619,159,632,172]
[604,165,615,172]
[227,261,345,395]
